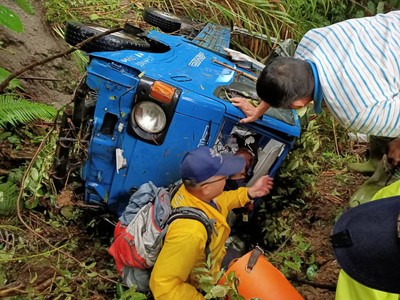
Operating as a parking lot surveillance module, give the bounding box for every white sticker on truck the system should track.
[189,52,206,67]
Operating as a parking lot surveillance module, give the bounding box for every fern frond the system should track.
[0,94,57,128]
[0,181,18,215]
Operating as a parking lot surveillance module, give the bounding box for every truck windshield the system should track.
[215,80,296,126]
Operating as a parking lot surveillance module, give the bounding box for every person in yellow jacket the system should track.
[333,180,400,299]
[149,146,274,299]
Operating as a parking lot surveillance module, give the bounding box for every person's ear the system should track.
[200,184,212,197]
[290,98,309,108]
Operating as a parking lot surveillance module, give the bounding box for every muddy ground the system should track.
[0,1,369,299]
[0,0,80,107]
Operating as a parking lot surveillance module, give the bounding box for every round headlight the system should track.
[134,101,167,133]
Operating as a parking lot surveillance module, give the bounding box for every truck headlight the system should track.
[133,101,167,133]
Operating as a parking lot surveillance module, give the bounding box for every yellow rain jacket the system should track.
[335,180,400,300]
[149,185,250,300]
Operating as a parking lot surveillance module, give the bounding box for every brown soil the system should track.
[0,1,370,299]
[0,0,80,107]
[294,170,366,299]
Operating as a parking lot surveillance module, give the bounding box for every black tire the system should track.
[64,21,150,52]
[143,7,187,33]
[123,22,145,36]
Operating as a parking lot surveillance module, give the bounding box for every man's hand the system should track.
[230,97,256,118]
[247,175,273,199]
[230,97,270,123]
[387,138,400,168]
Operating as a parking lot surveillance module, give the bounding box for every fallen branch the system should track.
[0,284,26,298]
[323,194,343,204]
[17,76,60,82]
[288,274,336,291]
[211,58,258,82]
[0,27,123,93]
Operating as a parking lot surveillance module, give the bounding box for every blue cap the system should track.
[180,146,246,184]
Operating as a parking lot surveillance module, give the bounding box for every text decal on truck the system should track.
[189,52,206,67]
[198,123,211,147]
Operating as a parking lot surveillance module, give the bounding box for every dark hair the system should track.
[183,179,198,188]
[256,57,314,108]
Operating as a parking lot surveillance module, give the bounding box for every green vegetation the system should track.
[1,0,399,298]
[0,94,56,129]
[43,0,139,27]
[0,0,34,32]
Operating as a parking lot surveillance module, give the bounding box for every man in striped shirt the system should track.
[232,11,400,167]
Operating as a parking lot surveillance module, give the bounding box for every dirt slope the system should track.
[0,0,79,107]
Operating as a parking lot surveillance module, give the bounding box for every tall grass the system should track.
[43,0,395,61]
[143,0,343,59]
[43,0,392,60]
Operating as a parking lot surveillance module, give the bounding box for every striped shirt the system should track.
[295,11,400,137]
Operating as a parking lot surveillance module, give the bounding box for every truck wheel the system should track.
[143,7,188,33]
[65,21,150,52]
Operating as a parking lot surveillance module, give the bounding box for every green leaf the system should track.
[199,275,214,284]
[85,262,97,269]
[215,269,225,282]
[89,14,99,21]
[367,1,376,13]
[6,135,20,145]
[23,177,29,189]
[227,271,237,282]
[61,206,75,220]
[86,271,98,278]
[116,283,125,297]
[289,159,300,170]
[30,168,39,181]
[0,5,23,32]
[356,10,365,18]
[377,2,385,13]
[15,0,35,15]
[58,269,72,279]
[193,267,209,273]
[306,264,318,280]
[284,260,301,272]
[210,285,228,297]
[312,141,320,152]
[25,196,39,209]
[0,68,23,90]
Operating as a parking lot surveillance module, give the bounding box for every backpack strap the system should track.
[167,207,216,257]
[167,181,183,198]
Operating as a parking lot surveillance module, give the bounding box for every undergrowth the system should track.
[1,0,397,299]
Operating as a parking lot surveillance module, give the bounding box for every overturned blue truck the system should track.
[53,7,300,219]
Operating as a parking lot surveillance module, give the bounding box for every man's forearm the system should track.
[254,101,270,119]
